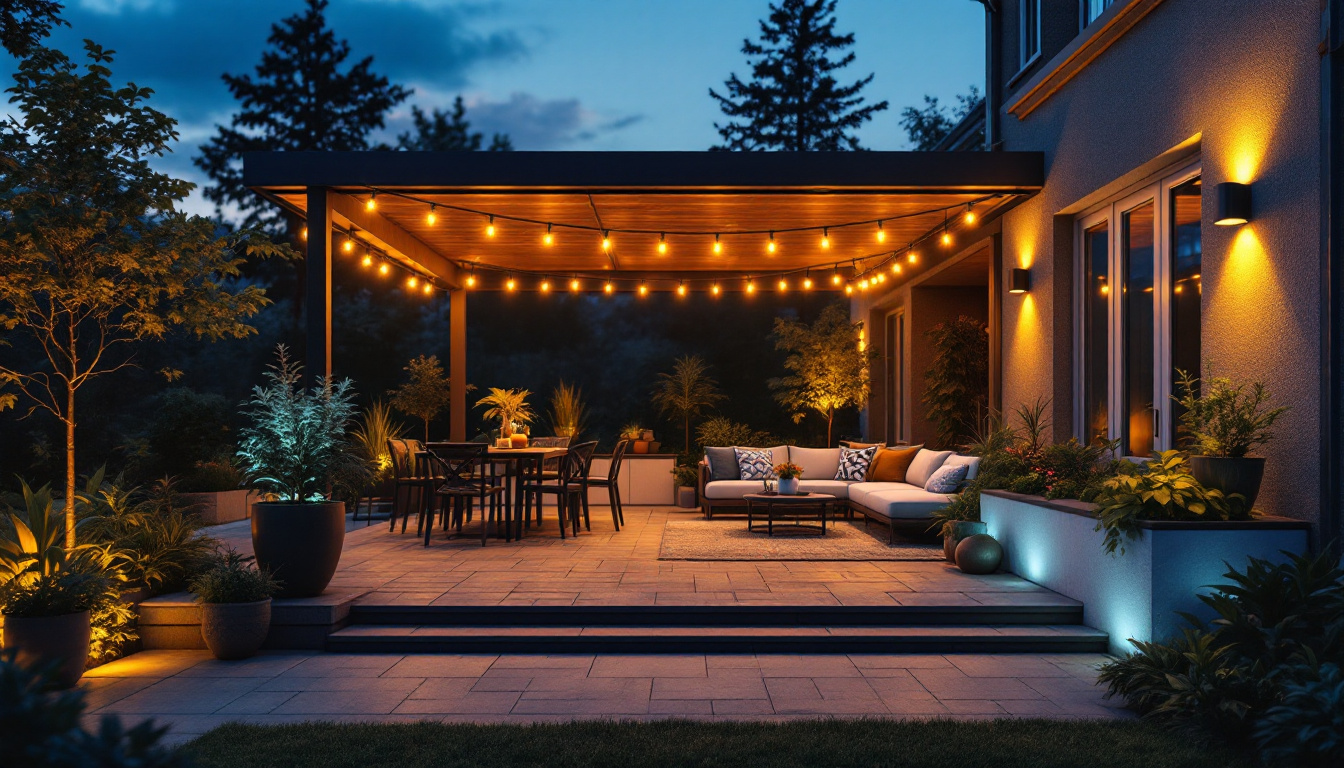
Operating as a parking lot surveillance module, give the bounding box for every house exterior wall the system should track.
[995,0,1323,527]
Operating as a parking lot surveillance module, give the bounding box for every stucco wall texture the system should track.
[998,0,1322,525]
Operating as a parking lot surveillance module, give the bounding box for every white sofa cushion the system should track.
[796,479,854,498]
[788,447,841,480]
[943,454,982,481]
[846,481,920,510]
[906,449,954,488]
[704,479,855,500]
[854,488,957,519]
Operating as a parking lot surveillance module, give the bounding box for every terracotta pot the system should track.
[1,610,91,688]
[251,501,345,598]
[677,486,697,508]
[200,600,272,660]
[632,440,650,454]
[943,521,988,562]
[1189,456,1265,510]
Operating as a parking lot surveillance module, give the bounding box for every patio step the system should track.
[325,624,1109,654]
[346,603,1086,628]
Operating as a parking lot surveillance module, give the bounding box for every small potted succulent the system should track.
[672,464,699,508]
[236,345,362,598]
[0,568,106,688]
[1173,370,1288,509]
[774,462,803,495]
[189,549,280,660]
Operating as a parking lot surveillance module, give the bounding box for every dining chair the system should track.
[520,442,593,538]
[424,443,507,547]
[576,439,628,531]
[387,438,435,534]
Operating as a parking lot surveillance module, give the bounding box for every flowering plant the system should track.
[774,462,803,480]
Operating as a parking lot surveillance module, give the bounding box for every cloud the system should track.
[453,92,643,149]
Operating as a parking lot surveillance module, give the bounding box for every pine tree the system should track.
[195,0,410,235]
[397,98,513,151]
[710,0,888,151]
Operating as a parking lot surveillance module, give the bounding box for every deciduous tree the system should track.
[769,302,872,447]
[0,42,285,547]
[397,98,512,152]
[0,0,65,58]
[388,355,454,443]
[710,0,887,151]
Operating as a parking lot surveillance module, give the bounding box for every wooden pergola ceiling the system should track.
[246,151,1044,288]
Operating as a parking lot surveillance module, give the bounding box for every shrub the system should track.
[695,417,778,450]
[921,316,989,449]
[79,477,217,596]
[141,387,235,481]
[1173,369,1288,458]
[1099,550,1343,764]
[0,568,108,618]
[672,464,699,488]
[548,381,589,440]
[189,550,279,604]
[181,458,245,493]
[1092,450,1249,555]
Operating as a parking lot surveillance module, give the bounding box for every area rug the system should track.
[658,518,943,561]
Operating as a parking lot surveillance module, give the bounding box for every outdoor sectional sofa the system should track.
[697,446,980,543]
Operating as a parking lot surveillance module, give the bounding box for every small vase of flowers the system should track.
[774,462,803,495]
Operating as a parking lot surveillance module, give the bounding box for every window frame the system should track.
[1020,0,1042,71]
[1073,160,1201,455]
[1080,0,1116,31]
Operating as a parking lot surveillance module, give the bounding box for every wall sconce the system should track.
[1009,268,1031,294]
[1215,182,1252,226]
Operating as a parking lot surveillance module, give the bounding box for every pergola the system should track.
[243,150,1044,440]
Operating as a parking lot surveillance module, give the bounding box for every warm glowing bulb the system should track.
[877,273,886,283]
[361,254,373,268]
[941,231,952,246]
[365,195,376,211]
[831,273,842,286]
[466,274,477,288]
[657,237,668,255]
[543,233,554,246]
[378,262,389,275]
[638,283,648,296]
[712,235,722,255]
[422,283,433,295]
[876,223,886,243]
[602,234,612,250]
[602,282,614,294]
[485,216,496,237]
[1174,284,1183,294]
[570,278,580,292]
[965,210,977,225]
[407,276,418,289]
[821,229,831,249]
[540,279,551,292]
[859,278,869,290]
[343,239,353,253]
[426,208,437,226]
[777,279,787,292]
[803,276,813,289]
[892,263,901,274]
[711,283,721,296]
[1100,284,1109,294]
[767,234,777,254]
[677,282,686,296]
[908,251,918,264]
[300,227,308,240]
[745,280,756,294]
[506,277,516,291]
[845,284,854,295]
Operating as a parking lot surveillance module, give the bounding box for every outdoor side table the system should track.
[743,492,838,536]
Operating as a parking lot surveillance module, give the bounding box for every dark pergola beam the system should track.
[330,194,461,289]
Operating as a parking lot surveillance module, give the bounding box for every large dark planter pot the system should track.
[200,600,271,660]
[1,610,91,688]
[252,501,345,598]
[944,520,988,562]
[1189,456,1266,510]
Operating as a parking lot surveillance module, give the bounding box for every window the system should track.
[1075,164,1201,455]
[1083,0,1114,28]
[1020,0,1041,68]
[885,310,906,443]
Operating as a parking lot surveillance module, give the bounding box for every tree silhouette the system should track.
[397,98,512,152]
[651,356,726,453]
[195,0,409,236]
[710,0,887,151]
[0,0,65,58]
[899,86,984,151]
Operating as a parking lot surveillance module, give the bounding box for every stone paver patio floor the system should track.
[83,649,1130,746]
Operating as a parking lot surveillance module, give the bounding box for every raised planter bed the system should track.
[177,489,261,526]
[980,490,1311,656]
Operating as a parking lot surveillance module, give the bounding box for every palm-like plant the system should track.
[548,381,588,439]
[651,355,726,452]
[350,400,405,482]
[0,479,74,583]
[476,388,535,436]
[235,345,362,502]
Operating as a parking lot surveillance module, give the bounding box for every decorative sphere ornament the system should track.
[955,534,1003,575]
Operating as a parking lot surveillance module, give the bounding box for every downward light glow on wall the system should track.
[1009,268,1032,294]
[1215,182,1252,226]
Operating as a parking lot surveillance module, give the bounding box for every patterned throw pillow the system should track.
[834,445,878,481]
[734,448,777,480]
[923,463,970,493]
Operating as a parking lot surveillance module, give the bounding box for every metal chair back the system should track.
[607,439,630,484]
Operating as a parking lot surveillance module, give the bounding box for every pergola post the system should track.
[305,186,334,386]
[449,288,467,441]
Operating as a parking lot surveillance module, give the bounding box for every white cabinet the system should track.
[585,455,675,506]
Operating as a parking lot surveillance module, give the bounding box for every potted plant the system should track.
[188,549,280,660]
[672,464,699,508]
[774,462,803,495]
[622,423,650,454]
[476,388,535,446]
[1,569,106,688]
[1173,370,1288,509]
[236,345,360,598]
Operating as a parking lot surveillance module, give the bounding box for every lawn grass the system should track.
[181,719,1255,768]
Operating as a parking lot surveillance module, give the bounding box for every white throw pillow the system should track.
[924,463,970,493]
[906,449,954,488]
[788,447,842,480]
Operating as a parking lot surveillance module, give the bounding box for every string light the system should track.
[604,281,614,294]
[407,275,418,289]
[638,281,649,297]
[426,205,437,226]
[803,271,813,290]
[361,253,373,268]
[711,282,721,296]
[767,232,777,254]
[342,233,354,253]
[602,231,612,251]
[876,221,886,243]
[365,192,376,211]
[964,205,977,225]
[543,223,554,246]
[570,277,581,292]
[378,262,389,276]
[486,216,496,237]
[845,284,854,295]
[940,211,952,246]
[777,278,787,292]
[466,269,477,288]
[908,249,918,264]
[506,275,517,291]
[821,228,830,249]
[745,278,756,294]
[859,278,869,290]
[713,234,722,255]
[422,282,433,295]
[658,233,668,255]
[300,227,308,241]
[831,269,843,286]
[891,262,902,274]
[540,278,551,292]
[677,281,687,297]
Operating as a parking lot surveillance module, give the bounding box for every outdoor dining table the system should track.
[425,443,568,542]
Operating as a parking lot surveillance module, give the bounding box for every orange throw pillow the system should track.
[867,445,922,482]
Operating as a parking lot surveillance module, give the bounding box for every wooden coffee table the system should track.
[744,492,839,536]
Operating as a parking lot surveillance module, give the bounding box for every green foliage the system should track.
[79,477,217,596]
[0,0,66,58]
[0,479,71,582]
[671,464,700,488]
[769,301,872,446]
[350,400,405,486]
[651,355,726,452]
[899,86,984,150]
[1099,551,1343,764]
[189,549,279,604]
[548,381,589,440]
[921,316,989,449]
[396,98,512,151]
[1092,450,1248,555]
[236,345,362,503]
[710,0,888,150]
[0,568,107,618]
[195,0,410,232]
[388,355,453,443]
[0,651,184,768]
[1173,369,1288,458]
[475,388,535,433]
[695,417,778,451]
[183,459,246,494]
